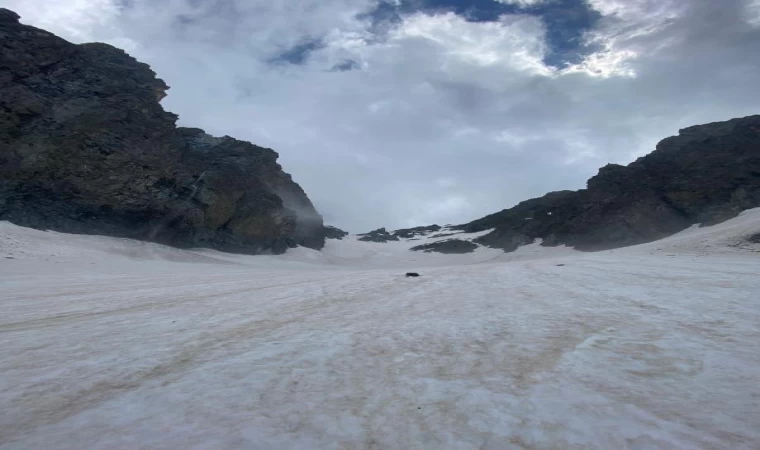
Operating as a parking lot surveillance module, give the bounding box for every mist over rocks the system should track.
[0,9,325,254]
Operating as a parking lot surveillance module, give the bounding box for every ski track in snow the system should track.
[1,210,760,449]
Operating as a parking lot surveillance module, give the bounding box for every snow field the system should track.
[1,210,760,449]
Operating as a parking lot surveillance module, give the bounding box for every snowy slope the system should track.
[1,210,760,449]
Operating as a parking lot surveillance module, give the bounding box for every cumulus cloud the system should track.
[3,0,760,231]
[748,0,760,26]
[495,0,548,7]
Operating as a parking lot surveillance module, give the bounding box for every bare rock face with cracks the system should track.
[0,8,325,254]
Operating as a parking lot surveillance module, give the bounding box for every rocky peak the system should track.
[0,9,325,254]
[0,8,20,23]
[77,42,170,102]
[460,115,760,252]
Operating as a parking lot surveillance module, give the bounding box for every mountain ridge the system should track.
[0,8,326,254]
[2,8,758,256]
[360,115,760,253]
[463,115,760,252]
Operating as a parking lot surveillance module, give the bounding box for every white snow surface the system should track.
[2,210,760,449]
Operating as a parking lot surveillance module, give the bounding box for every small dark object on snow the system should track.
[406,272,420,277]
[556,264,565,266]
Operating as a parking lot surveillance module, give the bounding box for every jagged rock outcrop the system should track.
[0,9,325,253]
[357,227,399,243]
[358,224,443,242]
[460,115,760,251]
[393,224,442,239]
[410,239,478,254]
[324,225,348,240]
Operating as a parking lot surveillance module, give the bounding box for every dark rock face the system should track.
[461,115,760,252]
[393,224,442,239]
[358,224,442,242]
[411,239,478,254]
[357,227,399,242]
[0,9,325,254]
[324,225,349,240]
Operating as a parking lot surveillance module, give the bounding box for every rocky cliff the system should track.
[461,115,760,251]
[0,9,325,253]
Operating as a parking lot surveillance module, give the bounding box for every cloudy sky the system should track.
[5,0,760,231]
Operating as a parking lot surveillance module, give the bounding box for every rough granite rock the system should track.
[0,9,325,253]
[324,225,349,240]
[410,239,478,254]
[460,115,760,251]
